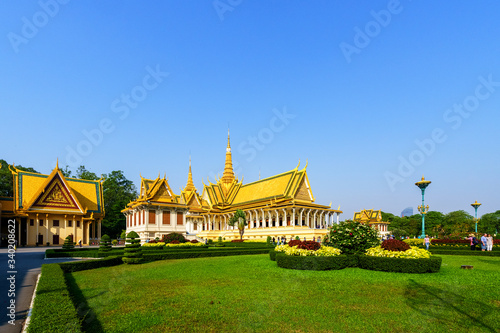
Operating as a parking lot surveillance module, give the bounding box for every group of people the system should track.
[469,233,494,251]
[272,236,322,245]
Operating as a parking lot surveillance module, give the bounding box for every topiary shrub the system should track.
[112,239,118,246]
[123,231,143,264]
[266,236,272,246]
[325,220,380,255]
[162,232,187,244]
[286,240,321,251]
[381,239,410,252]
[288,240,302,247]
[62,235,74,250]
[191,239,199,243]
[99,234,112,252]
[299,240,321,251]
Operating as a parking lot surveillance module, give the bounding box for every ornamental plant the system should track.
[365,246,431,259]
[161,232,187,244]
[142,242,166,247]
[99,234,112,252]
[62,235,74,250]
[123,231,143,264]
[274,244,341,257]
[326,220,380,255]
[381,239,410,252]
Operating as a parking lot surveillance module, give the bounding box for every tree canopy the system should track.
[228,209,248,240]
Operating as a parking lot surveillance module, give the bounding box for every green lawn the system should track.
[68,255,500,333]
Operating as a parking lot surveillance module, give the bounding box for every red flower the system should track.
[349,233,352,236]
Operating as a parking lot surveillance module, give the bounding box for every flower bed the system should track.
[366,246,431,259]
[272,239,441,273]
[274,243,341,257]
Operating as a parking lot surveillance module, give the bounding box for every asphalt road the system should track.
[0,246,84,333]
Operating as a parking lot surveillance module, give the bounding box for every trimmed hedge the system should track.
[429,249,500,256]
[358,255,442,273]
[27,264,81,333]
[143,248,270,261]
[58,256,123,273]
[46,249,124,258]
[273,252,441,273]
[275,253,358,271]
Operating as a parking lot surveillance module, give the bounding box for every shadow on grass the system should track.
[476,257,500,267]
[65,273,105,332]
[405,279,496,332]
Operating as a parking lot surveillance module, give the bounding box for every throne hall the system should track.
[123,133,342,243]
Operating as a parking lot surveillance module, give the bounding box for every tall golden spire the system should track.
[221,129,235,186]
[184,157,196,192]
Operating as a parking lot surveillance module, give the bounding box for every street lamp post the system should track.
[415,176,431,239]
[471,200,481,233]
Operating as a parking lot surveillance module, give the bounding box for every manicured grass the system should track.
[68,255,500,332]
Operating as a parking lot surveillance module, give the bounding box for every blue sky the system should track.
[1,1,499,219]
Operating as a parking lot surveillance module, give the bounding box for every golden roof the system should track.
[353,209,386,224]
[220,130,235,195]
[9,164,104,217]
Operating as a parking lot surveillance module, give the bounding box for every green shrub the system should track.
[275,253,356,271]
[123,231,143,264]
[99,234,112,252]
[269,250,277,261]
[381,239,411,252]
[358,255,442,273]
[162,232,187,244]
[62,236,75,250]
[58,256,123,273]
[142,248,270,261]
[325,220,380,254]
[27,264,81,333]
[429,249,500,256]
[112,239,118,246]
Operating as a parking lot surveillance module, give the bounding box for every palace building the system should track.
[124,133,342,243]
[0,163,104,246]
[353,209,390,237]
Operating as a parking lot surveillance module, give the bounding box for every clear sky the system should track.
[1,1,499,219]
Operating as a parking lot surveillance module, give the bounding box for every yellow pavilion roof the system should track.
[353,209,386,223]
[9,164,104,217]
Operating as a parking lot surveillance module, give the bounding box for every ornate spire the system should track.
[184,157,196,192]
[221,129,235,185]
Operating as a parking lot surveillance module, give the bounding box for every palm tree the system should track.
[229,209,248,240]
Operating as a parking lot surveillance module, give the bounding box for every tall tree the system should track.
[479,211,500,234]
[75,165,99,180]
[0,159,39,196]
[228,209,248,240]
[443,210,474,236]
[101,170,137,238]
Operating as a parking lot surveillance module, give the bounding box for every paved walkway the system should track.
[0,246,88,333]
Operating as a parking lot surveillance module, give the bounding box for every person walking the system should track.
[469,234,477,251]
[486,234,493,251]
[424,235,430,250]
[480,233,488,251]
